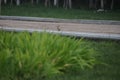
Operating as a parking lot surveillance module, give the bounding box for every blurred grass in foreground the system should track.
[0,30,120,80]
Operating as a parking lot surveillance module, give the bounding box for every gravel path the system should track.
[0,20,120,34]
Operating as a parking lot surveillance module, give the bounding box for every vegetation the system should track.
[0,30,97,80]
[1,4,120,20]
[1,0,120,9]
[0,30,120,80]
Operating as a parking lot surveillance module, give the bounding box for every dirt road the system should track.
[0,20,120,34]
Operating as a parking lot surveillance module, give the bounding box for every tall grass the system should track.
[0,30,96,80]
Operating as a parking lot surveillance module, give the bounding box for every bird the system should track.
[56,25,61,31]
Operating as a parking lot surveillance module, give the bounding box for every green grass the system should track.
[0,30,120,80]
[46,40,120,80]
[51,40,120,80]
[0,30,97,80]
[1,4,120,20]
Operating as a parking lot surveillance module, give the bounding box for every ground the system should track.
[0,20,120,34]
